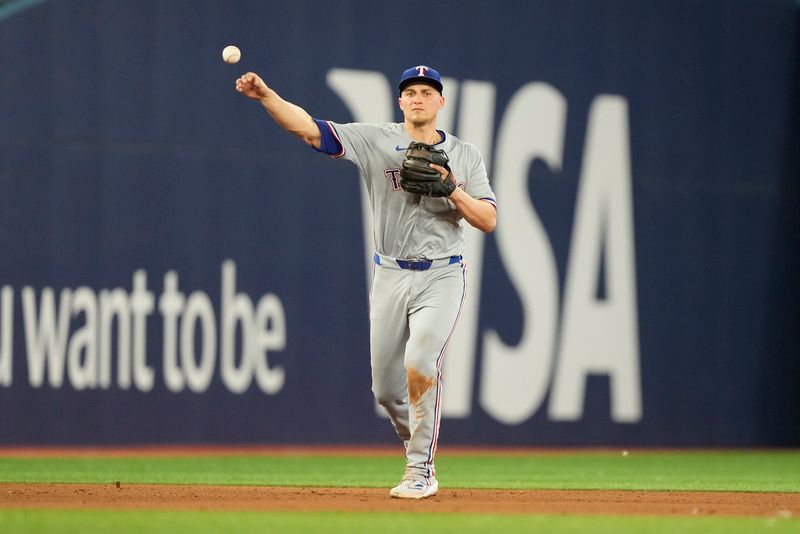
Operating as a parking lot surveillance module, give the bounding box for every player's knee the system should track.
[371,384,405,409]
[373,392,403,407]
[404,353,438,378]
[405,366,437,404]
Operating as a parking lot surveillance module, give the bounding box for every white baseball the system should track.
[222,45,241,64]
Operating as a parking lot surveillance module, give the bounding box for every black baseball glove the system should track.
[399,142,456,198]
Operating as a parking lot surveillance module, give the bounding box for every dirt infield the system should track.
[1,483,798,517]
[0,446,797,518]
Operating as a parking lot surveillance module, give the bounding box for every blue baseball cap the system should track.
[398,65,443,94]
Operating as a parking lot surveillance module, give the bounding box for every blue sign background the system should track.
[0,0,797,446]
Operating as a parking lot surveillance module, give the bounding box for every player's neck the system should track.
[404,121,441,145]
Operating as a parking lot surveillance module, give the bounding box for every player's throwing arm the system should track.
[235,72,321,148]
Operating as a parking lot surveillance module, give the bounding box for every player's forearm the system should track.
[258,90,321,148]
[450,189,497,233]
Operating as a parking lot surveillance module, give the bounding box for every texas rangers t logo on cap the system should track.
[398,65,443,94]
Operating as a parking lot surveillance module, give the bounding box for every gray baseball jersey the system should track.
[317,121,496,259]
[314,118,495,485]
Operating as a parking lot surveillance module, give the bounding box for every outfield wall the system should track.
[1,0,798,446]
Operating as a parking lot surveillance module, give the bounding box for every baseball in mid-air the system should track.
[222,45,241,64]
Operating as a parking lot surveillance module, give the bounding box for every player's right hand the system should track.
[235,72,269,100]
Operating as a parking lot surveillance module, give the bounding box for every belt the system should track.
[373,253,462,271]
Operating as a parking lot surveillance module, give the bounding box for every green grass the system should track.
[0,450,798,492]
[440,451,800,492]
[1,450,798,533]
[0,509,798,534]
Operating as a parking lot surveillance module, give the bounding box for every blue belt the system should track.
[374,253,462,271]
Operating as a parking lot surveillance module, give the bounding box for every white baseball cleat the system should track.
[389,477,439,499]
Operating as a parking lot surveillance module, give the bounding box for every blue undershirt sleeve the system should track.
[312,118,344,156]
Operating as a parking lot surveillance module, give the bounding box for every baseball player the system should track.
[235,65,497,499]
